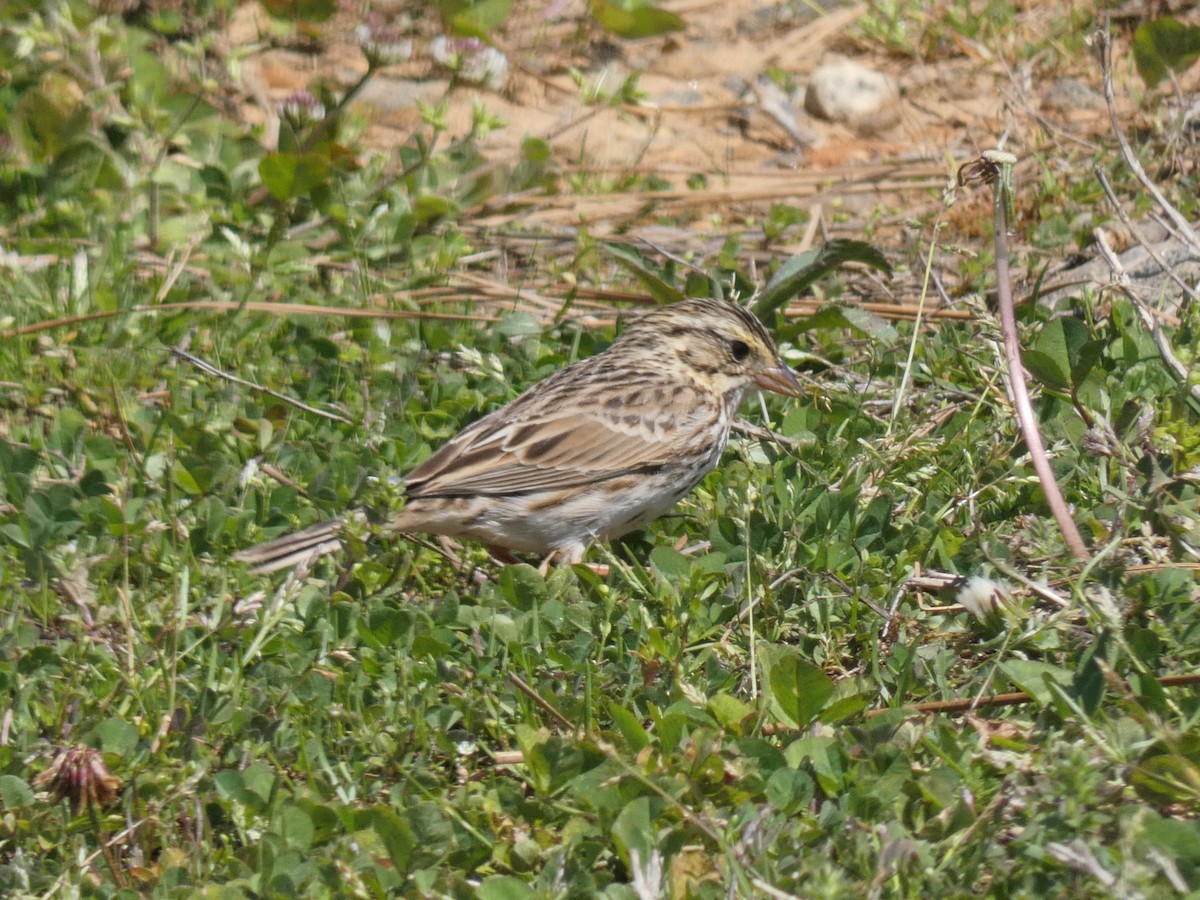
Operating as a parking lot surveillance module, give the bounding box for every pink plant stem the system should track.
[991,178,1091,561]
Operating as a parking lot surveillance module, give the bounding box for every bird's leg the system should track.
[487,546,524,567]
[431,535,464,568]
[537,546,609,578]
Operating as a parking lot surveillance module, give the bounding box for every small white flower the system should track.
[431,36,507,90]
[462,46,509,90]
[238,457,260,488]
[429,34,454,66]
[357,24,413,66]
[277,90,326,124]
[956,576,1005,623]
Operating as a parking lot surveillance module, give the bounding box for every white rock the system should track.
[804,56,900,132]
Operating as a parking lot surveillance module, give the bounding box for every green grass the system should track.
[2,1,1200,897]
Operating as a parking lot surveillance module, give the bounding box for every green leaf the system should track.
[411,633,452,659]
[413,192,461,223]
[0,522,29,549]
[1073,649,1105,715]
[406,802,457,869]
[443,0,513,37]
[1133,18,1200,88]
[763,646,834,728]
[783,734,844,794]
[172,462,202,495]
[648,545,690,581]
[214,770,248,803]
[590,0,684,38]
[278,803,315,850]
[656,703,717,749]
[608,702,651,750]
[819,692,872,724]
[1131,733,1200,806]
[259,0,338,24]
[1132,754,1200,805]
[0,775,35,808]
[358,608,414,649]
[1129,670,1170,712]
[372,807,415,873]
[522,136,550,163]
[707,692,754,730]
[611,796,654,866]
[795,303,898,341]
[765,767,813,814]
[753,240,892,319]
[1021,349,1068,393]
[95,717,138,754]
[259,152,332,201]
[241,763,277,808]
[497,563,549,611]
[1027,316,1103,392]
[602,243,686,306]
[477,876,535,900]
[294,799,342,844]
[1140,812,1200,862]
[999,659,1073,708]
[523,736,588,796]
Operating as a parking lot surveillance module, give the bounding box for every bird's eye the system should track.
[729,339,751,362]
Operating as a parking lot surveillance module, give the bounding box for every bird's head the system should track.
[619,298,802,402]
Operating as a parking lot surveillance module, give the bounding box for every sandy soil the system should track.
[226,0,1135,308]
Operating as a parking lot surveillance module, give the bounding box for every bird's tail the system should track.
[233,518,349,574]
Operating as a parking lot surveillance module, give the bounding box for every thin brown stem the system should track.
[89,806,127,889]
[507,673,574,731]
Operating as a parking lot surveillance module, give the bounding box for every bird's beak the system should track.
[754,361,803,397]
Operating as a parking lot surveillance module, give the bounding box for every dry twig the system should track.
[171,347,353,424]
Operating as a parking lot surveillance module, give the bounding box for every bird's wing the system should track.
[406,383,715,497]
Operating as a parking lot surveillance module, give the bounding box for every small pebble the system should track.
[804,56,900,132]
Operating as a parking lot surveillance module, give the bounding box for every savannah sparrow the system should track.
[235,297,801,574]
